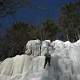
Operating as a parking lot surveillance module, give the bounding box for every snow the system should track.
[0,39,80,80]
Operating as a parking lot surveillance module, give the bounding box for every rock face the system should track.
[0,39,80,80]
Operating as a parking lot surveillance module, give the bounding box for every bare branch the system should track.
[0,0,30,18]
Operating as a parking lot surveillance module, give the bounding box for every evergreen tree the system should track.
[0,21,40,60]
[59,2,80,42]
[42,18,59,40]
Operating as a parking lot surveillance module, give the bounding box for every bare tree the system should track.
[0,0,30,18]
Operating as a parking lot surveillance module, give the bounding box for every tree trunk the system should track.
[66,28,69,41]
[76,29,80,39]
[75,31,78,40]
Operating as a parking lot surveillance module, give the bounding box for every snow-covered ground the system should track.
[0,39,80,80]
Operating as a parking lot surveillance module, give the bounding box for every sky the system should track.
[2,0,79,31]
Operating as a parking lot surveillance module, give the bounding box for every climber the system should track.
[44,52,51,69]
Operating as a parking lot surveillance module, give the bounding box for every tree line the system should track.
[0,0,80,61]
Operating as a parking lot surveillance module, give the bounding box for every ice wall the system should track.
[0,39,80,80]
[25,39,41,56]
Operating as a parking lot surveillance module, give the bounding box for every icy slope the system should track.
[0,39,80,80]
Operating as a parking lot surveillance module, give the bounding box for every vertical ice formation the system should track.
[25,39,41,56]
[0,39,80,80]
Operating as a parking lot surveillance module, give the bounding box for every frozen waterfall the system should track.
[0,39,80,80]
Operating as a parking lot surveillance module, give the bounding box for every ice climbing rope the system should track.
[22,41,42,79]
[40,41,42,56]
[22,57,40,80]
